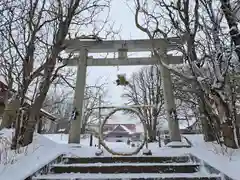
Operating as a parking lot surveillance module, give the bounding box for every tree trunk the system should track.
[221,122,238,149]
[220,0,240,61]
[202,119,216,142]
[20,59,57,146]
[201,94,223,145]
[19,109,38,146]
[19,89,47,146]
[11,87,30,149]
[152,113,157,140]
[198,100,216,142]
[148,128,157,142]
[11,110,23,150]
[235,115,240,146]
[81,121,86,134]
[157,131,161,147]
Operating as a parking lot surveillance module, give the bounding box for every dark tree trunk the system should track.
[19,113,37,147]
[157,131,161,147]
[202,120,216,142]
[148,129,157,142]
[81,122,86,134]
[199,101,216,142]
[221,122,238,149]
[19,97,44,147]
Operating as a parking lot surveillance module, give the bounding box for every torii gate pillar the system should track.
[160,54,181,142]
[68,48,88,144]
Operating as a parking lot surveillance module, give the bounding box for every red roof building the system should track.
[103,124,143,142]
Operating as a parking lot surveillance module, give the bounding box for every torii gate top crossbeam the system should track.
[63,37,182,53]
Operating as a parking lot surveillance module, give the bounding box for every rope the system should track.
[98,107,148,156]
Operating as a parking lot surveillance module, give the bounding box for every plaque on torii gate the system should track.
[63,38,183,144]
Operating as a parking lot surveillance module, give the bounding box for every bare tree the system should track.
[43,78,108,134]
[81,83,108,134]
[131,0,240,148]
[122,65,164,142]
[171,66,216,141]
[0,0,112,148]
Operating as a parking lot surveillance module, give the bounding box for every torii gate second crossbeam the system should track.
[63,38,183,144]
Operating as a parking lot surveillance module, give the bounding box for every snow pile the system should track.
[43,133,99,145]
[166,141,191,147]
[184,134,240,180]
[65,144,104,157]
[0,129,63,180]
[44,134,190,158]
[0,129,59,168]
[0,129,22,166]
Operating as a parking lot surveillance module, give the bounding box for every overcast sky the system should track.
[86,0,146,105]
[82,1,150,125]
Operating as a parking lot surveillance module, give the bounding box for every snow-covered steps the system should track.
[29,148,221,180]
[32,172,222,180]
[31,150,222,180]
[63,155,193,164]
[50,162,201,174]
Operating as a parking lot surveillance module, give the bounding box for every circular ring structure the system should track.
[99,107,148,156]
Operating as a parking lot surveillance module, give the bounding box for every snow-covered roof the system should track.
[110,124,133,134]
[120,125,133,134]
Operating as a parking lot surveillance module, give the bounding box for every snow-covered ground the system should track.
[45,133,240,179]
[0,131,239,180]
[184,134,240,180]
[0,129,62,180]
[43,133,185,156]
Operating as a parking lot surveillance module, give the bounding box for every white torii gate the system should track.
[63,38,183,144]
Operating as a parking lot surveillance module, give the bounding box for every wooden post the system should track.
[95,99,104,156]
[90,134,93,146]
[98,96,101,149]
[157,131,161,147]
[68,48,88,144]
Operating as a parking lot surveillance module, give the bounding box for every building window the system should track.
[116,135,122,138]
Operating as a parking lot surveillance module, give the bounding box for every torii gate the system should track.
[63,38,183,144]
